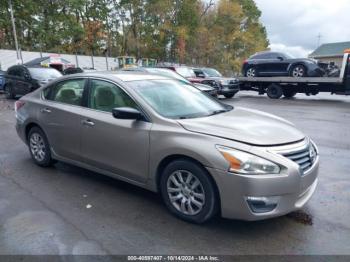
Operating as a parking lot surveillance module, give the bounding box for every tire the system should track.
[4,85,15,99]
[290,64,307,77]
[224,94,234,99]
[283,90,297,98]
[160,159,218,223]
[245,67,257,77]
[266,84,283,99]
[28,127,55,167]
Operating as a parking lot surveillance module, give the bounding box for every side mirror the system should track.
[112,107,144,120]
[277,56,284,61]
[197,73,205,78]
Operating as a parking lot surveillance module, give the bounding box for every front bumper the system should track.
[207,154,319,221]
[307,67,325,77]
[206,89,218,97]
[218,83,240,95]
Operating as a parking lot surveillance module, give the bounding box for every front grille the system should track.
[282,146,312,174]
[269,139,316,175]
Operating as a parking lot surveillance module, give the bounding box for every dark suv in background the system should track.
[0,70,5,91]
[242,51,325,78]
[4,65,62,99]
[193,67,240,98]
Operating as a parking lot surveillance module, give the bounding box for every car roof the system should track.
[62,71,172,82]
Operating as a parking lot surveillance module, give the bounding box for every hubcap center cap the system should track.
[182,187,191,197]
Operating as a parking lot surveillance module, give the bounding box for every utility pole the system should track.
[8,0,20,64]
[317,33,322,48]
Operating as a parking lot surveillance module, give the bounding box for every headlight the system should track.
[217,146,281,174]
[219,79,230,85]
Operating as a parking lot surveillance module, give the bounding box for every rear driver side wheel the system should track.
[160,159,218,223]
[28,127,55,167]
[266,84,283,99]
[245,67,257,77]
[283,90,297,98]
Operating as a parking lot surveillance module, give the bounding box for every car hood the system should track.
[177,107,305,146]
[207,76,238,81]
[194,83,214,91]
[291,58,317,64]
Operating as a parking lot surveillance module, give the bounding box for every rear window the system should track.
[175,67,195,78]
[28,68,62,80]
[250,53,271,59]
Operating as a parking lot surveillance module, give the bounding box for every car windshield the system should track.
[175,67,195,78]
[129,79,232,119]
[202,68,222,77]
[28,68,62,80]
[146,68,190,83]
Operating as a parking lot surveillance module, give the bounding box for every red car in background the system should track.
[160,65,239,98]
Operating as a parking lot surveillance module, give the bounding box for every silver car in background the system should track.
[15,72,319,223]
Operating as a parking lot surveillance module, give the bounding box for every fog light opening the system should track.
[246,196,279,213]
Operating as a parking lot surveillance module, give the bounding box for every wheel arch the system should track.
[154,154,221,211]
[287,62,307,73]
[25,122,44,143]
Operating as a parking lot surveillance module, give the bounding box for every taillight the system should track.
[243,59,248,64]
[15,100,25,112]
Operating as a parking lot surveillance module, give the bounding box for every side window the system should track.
[268,53,279,59]
[88,79,137,113]
[48,79,85,106]
[193,69,202,77]
[7,67,15,75]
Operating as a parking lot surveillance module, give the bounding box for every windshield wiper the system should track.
[208,109,229,116]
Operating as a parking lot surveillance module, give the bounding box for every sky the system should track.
[254,0,350,57]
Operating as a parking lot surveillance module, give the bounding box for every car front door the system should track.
[273,53,291,75]
[257,53,282,76]
[80,78,152,184]
[38,78,87,161]
[22,68,34,94]
[11,66,26,95]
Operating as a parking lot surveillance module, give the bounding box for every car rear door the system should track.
[80,78,151,184]
[38,78,87,161]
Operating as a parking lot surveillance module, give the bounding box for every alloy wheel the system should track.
[167,170,205,216]
[292,66,305,77]
[246,68,256,77]
[29,133,46,162]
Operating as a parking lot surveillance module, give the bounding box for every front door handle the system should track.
[40,108,51,113]
[81,119,95,127]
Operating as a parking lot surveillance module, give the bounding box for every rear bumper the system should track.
[207,156,319,221]
[15,116,27,144]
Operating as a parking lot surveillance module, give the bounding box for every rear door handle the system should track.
[40,108,51,113]
[81,119,95,127]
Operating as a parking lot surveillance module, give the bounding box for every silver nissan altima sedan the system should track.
[15,72,319,223]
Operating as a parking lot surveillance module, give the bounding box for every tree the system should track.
[0,0,269,74]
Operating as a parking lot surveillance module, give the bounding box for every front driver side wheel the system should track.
[160,159,218,223]
[290,65,307,77]
[4,85,15,99]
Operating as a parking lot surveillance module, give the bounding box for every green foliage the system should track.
[0,0,269,74]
